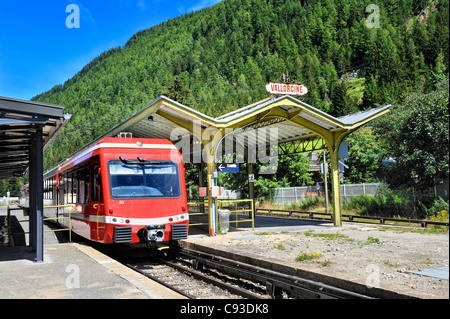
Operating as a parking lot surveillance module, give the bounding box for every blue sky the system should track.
[0,0,222,101]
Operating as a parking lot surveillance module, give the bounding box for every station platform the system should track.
[0,206,185,299]
[1,206,448,299]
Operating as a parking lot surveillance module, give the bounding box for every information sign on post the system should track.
[216,163,239,173]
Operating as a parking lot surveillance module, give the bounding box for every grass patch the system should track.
[304,231,350,241]
[295,250,323,262]
[316,260,332,267]
[360,236,380,246]
[379,226,448,234]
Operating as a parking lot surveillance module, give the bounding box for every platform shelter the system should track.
[88,95,390,236]
[0,96,70,262]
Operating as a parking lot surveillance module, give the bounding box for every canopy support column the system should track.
[204,129,221,236]
[30,127,44,262]
[329,146,342,227]
[327,129,354,227]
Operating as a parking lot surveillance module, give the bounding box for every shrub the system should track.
[342,187,415,218]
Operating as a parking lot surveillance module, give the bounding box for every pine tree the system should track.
[362,75,381,109]
[331,81,346,116]
[162,75,192,105]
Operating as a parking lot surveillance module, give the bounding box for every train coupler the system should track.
[144,224,165,242]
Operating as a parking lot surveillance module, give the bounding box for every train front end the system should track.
[100,138,189,247]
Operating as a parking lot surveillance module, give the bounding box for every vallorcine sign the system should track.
[265,83,308,96]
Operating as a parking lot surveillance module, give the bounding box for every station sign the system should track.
[216,163,239,173]
[265,83,308,96]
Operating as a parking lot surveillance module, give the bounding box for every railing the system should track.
[6,205,74,246]
[187,200,209,227]
[255,208,449,228]
[188,199,255,231]
[217,199,254,230]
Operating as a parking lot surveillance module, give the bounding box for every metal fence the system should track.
[270,185,323,205]
[340,183,380,201]
[271,183,381,205]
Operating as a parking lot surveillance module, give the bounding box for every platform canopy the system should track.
[0,96,71,180]
[91,95,390,234]
[0,96,70,262]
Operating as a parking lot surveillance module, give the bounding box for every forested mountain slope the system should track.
[32,0,449,169]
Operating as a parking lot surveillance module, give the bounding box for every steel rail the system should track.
[124,256,266,299]
[159,257,267,299]
[124,262,196,299]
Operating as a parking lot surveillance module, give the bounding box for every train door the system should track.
[91,164,105,241]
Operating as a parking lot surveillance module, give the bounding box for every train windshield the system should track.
[108,160,181,199]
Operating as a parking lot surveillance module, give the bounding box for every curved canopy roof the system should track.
[91,95,390,160]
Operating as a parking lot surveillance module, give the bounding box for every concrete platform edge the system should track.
[73,243,187,299]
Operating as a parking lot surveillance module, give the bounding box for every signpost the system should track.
[216,163,239,173]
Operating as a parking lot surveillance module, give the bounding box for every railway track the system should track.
[122,247,375,299]
[123,251,267,299]
[178,247,375,299]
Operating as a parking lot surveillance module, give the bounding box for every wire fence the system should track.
[270,183,381,205]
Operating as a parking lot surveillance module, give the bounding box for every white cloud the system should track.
[137,0,147,11]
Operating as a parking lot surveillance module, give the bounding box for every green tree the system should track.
[362,75,382,108]
[375,81,449,191]
[162,75,192,105]
[344,129,384,184]
[330,81,349,116]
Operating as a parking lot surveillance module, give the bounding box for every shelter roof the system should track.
[96,95,390,146]
[56,95,390,167]
[0,96,70,180]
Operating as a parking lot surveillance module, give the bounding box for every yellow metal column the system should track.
[327,130,353,227]
[329,147,342,226]
[203,128,221,236]
[206,154,216,236]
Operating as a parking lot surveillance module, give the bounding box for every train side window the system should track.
[63,173,68,205]
[92,165,103,202]
[52,177,56,200]
[74,172,78,204]
[70,172,77,204]
[78,170,85,204]
[85,166,90,204]
[78,165,90,204]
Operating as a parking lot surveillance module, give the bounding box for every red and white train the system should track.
[23,137,189,247]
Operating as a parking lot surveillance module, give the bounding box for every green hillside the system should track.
[32,0,449,170]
